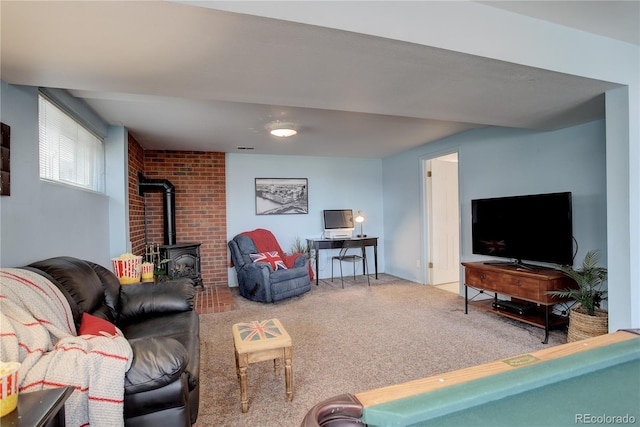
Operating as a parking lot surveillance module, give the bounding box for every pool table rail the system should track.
[301,330,639,427]
[355,330,638,408]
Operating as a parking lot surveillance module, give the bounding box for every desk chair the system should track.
[331,239,370,288]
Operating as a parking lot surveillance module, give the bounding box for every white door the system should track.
[427,153,460,285]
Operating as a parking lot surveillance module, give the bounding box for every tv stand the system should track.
[462,262,576,343]
[483,260,539,271]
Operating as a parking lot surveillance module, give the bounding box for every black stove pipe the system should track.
[138,172,176,246]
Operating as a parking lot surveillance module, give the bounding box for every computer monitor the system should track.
[323,209,354,239]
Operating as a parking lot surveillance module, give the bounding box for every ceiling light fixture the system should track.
[267,121,297,138]
[270,128,297,137]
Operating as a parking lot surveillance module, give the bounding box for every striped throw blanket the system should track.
[0,268,132,427]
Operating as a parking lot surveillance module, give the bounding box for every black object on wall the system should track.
[138,172,176,246]
[1,122,10,196]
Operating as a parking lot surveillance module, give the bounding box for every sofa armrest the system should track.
[118,279,195,324]
[125,337,189,394]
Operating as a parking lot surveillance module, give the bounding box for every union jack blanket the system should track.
[0,268,132,427]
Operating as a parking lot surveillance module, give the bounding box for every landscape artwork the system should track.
[255,178,308,215]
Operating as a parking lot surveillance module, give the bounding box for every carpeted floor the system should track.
[194,275,566,427]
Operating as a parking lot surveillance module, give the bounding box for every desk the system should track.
[302,330,640,426]
[307,237,378,285]
[1,387,74,427]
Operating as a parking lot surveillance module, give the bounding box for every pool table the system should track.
[302,330,640,427]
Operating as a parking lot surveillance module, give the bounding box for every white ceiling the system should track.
[481,1,639,46]
[1,1,636,158]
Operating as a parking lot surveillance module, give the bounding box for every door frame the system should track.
[420,150,461,286]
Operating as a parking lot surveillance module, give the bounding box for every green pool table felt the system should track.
[362,338,640,427]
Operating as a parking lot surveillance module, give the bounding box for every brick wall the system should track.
[128,134,146,257]
[127,136,227,286]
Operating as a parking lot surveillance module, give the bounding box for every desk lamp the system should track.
[355,211,366,237]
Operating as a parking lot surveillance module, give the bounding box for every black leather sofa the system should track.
[23,256,200,426]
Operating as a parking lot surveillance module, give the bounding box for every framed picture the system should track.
[255,178,308,215]
[1,122,10,196]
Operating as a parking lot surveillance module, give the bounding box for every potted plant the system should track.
[547,249,608,342]
[291,236,316,281]
[290,236,314,260]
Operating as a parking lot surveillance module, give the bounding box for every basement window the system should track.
[38,94,105,192]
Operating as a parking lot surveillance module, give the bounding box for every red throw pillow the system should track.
[78,312,117,336]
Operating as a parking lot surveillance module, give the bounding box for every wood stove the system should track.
[160,243,203,287]
[138,173,203,287]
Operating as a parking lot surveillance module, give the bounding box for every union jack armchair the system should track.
[228,229,311,303]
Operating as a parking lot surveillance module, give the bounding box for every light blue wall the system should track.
[105,126,131,257]
[226,153,384,284]
[0,83,110,267]
[604,87,632,332]
[383,121,607,286]
[228,122,609,295]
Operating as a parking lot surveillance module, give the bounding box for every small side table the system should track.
[232,318,293,413]
[1,387,74,427]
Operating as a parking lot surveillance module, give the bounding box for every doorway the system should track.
[424,153,460,292]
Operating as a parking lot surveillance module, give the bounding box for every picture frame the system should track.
[255,178,308,215]
[1,122,10,196]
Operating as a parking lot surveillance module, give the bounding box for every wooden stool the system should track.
[231,318,293,413]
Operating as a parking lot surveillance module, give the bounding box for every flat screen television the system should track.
[323,209,354,238]
[471,192,574,266]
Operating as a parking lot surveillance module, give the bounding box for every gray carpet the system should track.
[195,275,566,427]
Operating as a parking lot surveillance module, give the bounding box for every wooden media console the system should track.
[462,261,577,343]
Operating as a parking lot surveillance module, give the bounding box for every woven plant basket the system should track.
[567,307,608,342]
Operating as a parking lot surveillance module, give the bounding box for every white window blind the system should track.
[39,94,105,192]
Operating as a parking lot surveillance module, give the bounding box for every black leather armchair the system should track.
[24,256,200,426]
